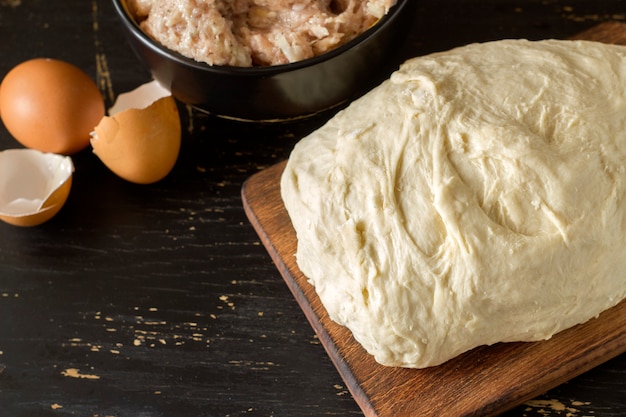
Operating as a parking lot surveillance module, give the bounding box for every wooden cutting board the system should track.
[241,22,626,417]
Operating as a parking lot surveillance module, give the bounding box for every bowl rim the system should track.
[112,0,411,75]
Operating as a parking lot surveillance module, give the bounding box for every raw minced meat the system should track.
[128,0,397,66]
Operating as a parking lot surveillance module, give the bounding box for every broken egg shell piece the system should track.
[0,149,73,227]
[108,79,172,116]
[91,80,182,185]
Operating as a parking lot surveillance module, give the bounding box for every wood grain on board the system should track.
[241,22,626,417]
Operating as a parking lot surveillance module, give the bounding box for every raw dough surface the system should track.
[280,39,626,368]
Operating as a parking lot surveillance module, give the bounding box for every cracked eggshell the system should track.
[0,149,73,227]
[90,80,181,184]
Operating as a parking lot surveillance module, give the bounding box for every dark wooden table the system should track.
[0,1,624,416]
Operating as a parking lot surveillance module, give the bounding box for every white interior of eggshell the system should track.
[108,79,172,116]
[0,149,73,215]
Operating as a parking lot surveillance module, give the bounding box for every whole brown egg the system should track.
[0,58,105,155]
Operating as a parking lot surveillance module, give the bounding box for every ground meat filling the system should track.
[128,0,397,66]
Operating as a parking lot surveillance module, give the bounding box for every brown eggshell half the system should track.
[0,149,73,227]
[91,81,182,184]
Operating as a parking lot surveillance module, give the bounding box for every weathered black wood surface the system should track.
[0,1,624,416]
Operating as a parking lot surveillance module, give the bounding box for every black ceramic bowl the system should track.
[112,0,416,122]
